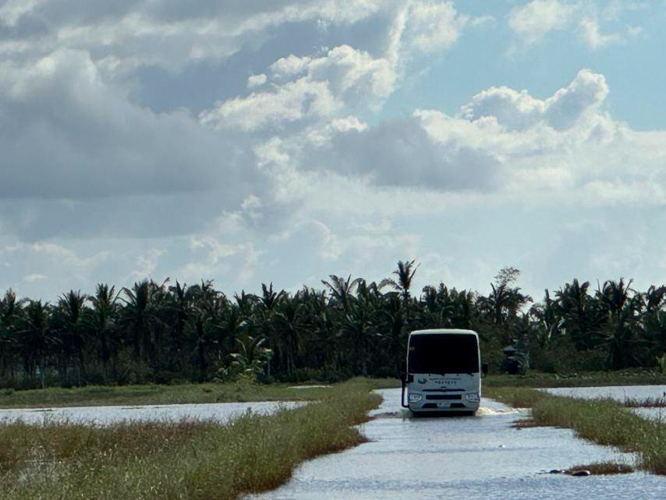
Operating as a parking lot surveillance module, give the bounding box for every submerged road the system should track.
[250,388,666,500]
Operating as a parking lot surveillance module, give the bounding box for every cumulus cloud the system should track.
[461,69,608,131]
[0,49,258,201]
[201,45,397,132]
[1,0,664,303]
[0,0,391,73]
[508,0,574,46]
[508,0,643,50]
[405,1,468,54]
[247,73,267,89]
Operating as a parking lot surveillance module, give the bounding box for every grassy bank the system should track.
[485,370,666,388]
[486,386,666,475]
[1,380,382,500]
[0,378,398,409]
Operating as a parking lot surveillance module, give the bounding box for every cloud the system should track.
[0,0,391,73]
[579,18,624,49]
[201,44,397,132]
[0,49,258,201]
[461,69,608,131]
[508,0,646,51]
[247,73,267,89]
[508,0,574,46]
[297,115,502,191]
[405,1,468,54]
[23,273,47,283]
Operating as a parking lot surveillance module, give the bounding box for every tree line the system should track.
[1,262,666,389]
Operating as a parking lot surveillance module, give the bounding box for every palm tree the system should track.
[166,281,192,361]
[556,279,600,350]
[18,300,55,388]
[226,334,272,381]
[57,290,88,385]
[322,275,362,312]
[86,284,119,382]
[272,297,304,376]
[380,260,419,316]
[0,289,23,380]
[186,307,215,383]
[120,280,166,369]
[597,279,641,369]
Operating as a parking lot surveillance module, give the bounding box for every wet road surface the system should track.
[249,389,666,500]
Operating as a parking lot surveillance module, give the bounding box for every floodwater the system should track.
[248,389,666,500]
[544,385,666,401]
[544,386,666,422]
[0,401,301,426]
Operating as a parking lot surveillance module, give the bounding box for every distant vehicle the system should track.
[401,329,486,415]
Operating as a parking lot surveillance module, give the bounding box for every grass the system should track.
[0,378,399,409]
[484,370,666,388]
[486,386,666,475]
[565,462,634,475]
[623,396,666,408]
[1,380,382,500]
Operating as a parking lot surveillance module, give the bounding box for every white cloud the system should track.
[579,18,624,49]
[508,0,574,46]
[131,248,166,280]
[405,1,468,54]
[508,0,646,51]
[247,73,267,89]
[201,45,397,132]
[23,274,47,283]
[461,69,609,131]
[0,0,392,73]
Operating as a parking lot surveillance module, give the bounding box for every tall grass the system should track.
[0,377,398,409]
[487,386,666,475]
[484,371,666,388]
[1,381,381,500]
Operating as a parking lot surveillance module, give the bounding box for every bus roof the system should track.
[409,329,478,337]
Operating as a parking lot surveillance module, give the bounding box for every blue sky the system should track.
[385,1,665,130]
[1,0,666,301]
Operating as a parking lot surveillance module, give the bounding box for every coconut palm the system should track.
[119,280,167,368]
[57,290,88,385]
[380,260,419,317]
[86,284,119,382]
[597,279,642,369]
[322,275,362,312]
[18,300,55,387]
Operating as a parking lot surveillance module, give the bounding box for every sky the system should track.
[1,0,666,301]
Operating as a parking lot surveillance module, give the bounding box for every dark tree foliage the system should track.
[1,265,666,389]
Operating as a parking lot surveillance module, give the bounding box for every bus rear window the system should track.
[408,334,479,374]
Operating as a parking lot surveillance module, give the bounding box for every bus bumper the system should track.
[408,394,480,414]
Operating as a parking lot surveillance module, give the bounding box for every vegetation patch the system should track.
[1,381,382,500]
[623,396,666,408]
[0,377,398,409]
[486,387,666,475]
[566,462,635,475]
[484,371,666,389]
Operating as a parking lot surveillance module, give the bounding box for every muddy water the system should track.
[0,401,301,426]
[249,389,666,500]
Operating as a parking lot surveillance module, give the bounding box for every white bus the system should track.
[401,329,484,414]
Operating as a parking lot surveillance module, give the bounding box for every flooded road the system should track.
[0,401,301,426]
[249,389,666,500]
